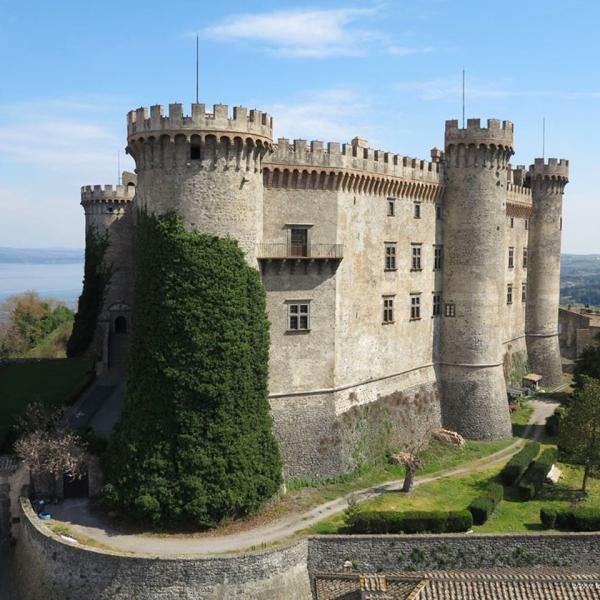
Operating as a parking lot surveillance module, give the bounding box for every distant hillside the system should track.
[0,247,83,264]
[561,254,600,308]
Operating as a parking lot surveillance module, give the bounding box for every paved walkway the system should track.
[49,398,558,557]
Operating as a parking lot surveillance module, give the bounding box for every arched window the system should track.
[114,316,127,334]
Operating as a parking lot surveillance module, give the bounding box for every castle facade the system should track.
[80,103,568,480]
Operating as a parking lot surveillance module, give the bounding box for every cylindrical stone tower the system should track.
[440,118,514,440]
[526,158,569,387]
[126,103,273,266]
[80,176,136,370]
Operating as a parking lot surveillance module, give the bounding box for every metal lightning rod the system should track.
[542,116,546,159]
[196,34,199,104]
[462,69,465,128]
[117,151,120,185]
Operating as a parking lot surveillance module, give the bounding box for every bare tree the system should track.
[391,430,432,493]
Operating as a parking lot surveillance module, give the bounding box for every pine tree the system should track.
[103,211,282,528]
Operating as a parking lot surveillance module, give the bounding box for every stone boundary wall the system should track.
[15,498,311,600]
[307,533,600,575]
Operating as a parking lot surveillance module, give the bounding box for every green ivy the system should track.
[67,226,112,357]
[103,211,282,528]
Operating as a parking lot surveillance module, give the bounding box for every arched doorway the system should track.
[114,315,127,334]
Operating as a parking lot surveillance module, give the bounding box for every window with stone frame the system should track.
[523,247,528,268]
[508,247,515,269]
[436,204,442,220]
[432,293,442,317]
[387,198,396,217]
[410,294,421,320]
[384,242,397,271]
[434,245,443,270]
[287,301,310,331]
[411,244,422,271]
[414,201,422,219]
[507,284,513,305]
[382,296,394,324]
[522,283,527,303]
[444,303,456,317]
[289,228,308,257]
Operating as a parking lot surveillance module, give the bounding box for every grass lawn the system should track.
[0,358,94,450]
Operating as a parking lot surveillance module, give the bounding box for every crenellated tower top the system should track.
[127,103,273,142]
[80,183,136,207]
[529,157,569,179]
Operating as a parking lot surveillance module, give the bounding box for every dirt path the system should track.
[49,398,558,557]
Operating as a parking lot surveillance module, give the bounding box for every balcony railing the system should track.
[257,243,344,260]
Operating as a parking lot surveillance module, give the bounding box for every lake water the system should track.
[0,262,84,308]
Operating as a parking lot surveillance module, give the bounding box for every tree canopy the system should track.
[103,211,282,528]
[573,333,600,389]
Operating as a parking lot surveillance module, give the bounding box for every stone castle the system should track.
[79,102,568,481]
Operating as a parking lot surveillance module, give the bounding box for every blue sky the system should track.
[1,0,598,252]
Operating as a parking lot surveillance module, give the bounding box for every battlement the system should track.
[81,183,136,205]
[264,138,442,184]
[127,103,273,141]
[445,118,514,147]
[530,157,569,179]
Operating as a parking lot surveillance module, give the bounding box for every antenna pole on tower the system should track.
[196,34,199,104]
[117,151,120,186]
[542,116,546,159]
[462,68,465,128]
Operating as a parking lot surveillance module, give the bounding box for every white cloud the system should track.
[201,8,432,58]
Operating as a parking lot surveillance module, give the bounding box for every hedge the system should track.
[500,441,540,486]
[468,482,504,525]
[518,448,558,500]
[347,510,473,534]
[540,507,600,531]
[545,407,566,437]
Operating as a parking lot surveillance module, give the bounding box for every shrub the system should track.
[518,447,558,500]
[347,510,472,534]
[545,407,566,437]
[468,482,504,525]
[572,507,600,531]
[540,507,557,528]
[103,212,282,529]
[540,507,600,530]
[501,441,540,486]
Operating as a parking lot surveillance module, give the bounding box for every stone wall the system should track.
[15,498,311,600]
[307,533,600,574]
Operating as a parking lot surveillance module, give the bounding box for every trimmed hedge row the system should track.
[540,507,600,531]
[347,510,473,534]
[468,482,504,525]
[518,448,558,500]
[500,441,540,486]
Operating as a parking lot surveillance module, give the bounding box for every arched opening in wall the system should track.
[114,315,127,334]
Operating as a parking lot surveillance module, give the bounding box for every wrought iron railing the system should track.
[257,243,344,259]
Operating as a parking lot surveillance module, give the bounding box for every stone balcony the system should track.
[257,243,344,260]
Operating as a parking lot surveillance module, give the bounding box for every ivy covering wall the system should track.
[66,226,111,358]
[103,211,282,528]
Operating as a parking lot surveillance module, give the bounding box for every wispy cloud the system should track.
[201,7,432,58]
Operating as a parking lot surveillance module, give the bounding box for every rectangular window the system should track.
[522,283,527,303]
[507,284,513,305]
[444,303,456,317]
[508,247,515,269]
[414,201,421,219]
[290,228,308,257]
[387,198,395,217]
[411,244,422,271]
[383,296,394,324]
[410,294,421,320]
[523,247,528,268]
[384,242,397,271]
[510,217,514,228]
[525,219,529,230]
[190,143,201,160]
[432,293,442,317]
[436,204,441,220]
[287,301,310,331]
[434,245,443,270]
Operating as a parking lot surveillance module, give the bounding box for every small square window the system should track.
[384,242,397,271]
[287,302,310,331]
[522,283,527,303]
[508,247,515,269]
[507,284,513,305]
[444,303,456,317]
[410,294,421,320]
[411,244,422,271]
[432,293,442,317]
[434,245,443,271]
[523,247,528,268]
[414,202,421,219]
[383,296,394,324]
[387,198,395,217]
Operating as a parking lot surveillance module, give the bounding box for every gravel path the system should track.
[49,398,558,557]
